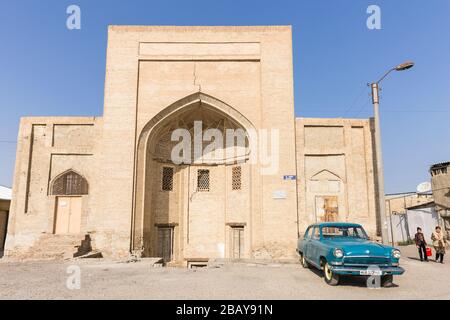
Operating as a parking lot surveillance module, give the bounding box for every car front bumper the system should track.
[330,266,405,276]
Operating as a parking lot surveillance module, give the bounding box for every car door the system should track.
[302,227,312,259]
[309,226,322,267]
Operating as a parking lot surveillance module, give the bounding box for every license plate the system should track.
[360,270,382,276]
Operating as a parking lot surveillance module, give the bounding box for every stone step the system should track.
[32,245,81,252]
[39,238,84,242]
[38,234,84,239]
[35,242,83,248]
[29,250,78,256]
[14,233,93,261]
[37,244,80,248]
[37,236,85,243]
[13,252,66,261]
[73,250,103,259]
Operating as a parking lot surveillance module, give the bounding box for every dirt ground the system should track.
[0,245,449,300]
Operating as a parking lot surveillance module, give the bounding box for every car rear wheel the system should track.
[381,275,394,287]
[300,254,310,269]
[323,261,340,286]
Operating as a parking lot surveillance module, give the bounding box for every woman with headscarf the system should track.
[431,226,448,263]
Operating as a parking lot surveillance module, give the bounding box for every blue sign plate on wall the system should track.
[283,175,296,180]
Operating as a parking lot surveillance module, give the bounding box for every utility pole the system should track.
[371,82,389,244]
[370,61,414,244]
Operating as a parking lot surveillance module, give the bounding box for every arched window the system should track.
[51,170,88,195]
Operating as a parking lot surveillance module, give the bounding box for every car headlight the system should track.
[392,249,401,259]
[333,248,344,258]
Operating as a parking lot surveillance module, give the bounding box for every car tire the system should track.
[381,275,394,287]
[323,261,340,286]
[300,254,310,269]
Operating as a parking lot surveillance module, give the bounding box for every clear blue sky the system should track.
[0,0,449,193]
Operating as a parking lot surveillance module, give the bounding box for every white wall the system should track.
[387,205,439,244]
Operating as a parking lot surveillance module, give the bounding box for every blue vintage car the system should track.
[297,222,405,286]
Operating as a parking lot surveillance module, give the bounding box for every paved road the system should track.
[0,245,448,299]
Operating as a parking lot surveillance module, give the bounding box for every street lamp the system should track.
[371,61,414,245]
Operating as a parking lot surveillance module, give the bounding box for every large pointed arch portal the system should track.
[132,93,257,263]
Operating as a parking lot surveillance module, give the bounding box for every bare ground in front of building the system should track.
[0,245,449,300]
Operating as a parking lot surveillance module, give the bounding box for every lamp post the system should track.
[371,61,414,244]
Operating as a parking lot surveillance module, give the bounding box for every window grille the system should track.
[51,170,88,195]
[197,169,210,192]
[162,167,174,191]
[232,166,242,190]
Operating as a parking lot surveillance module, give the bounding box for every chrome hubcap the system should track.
[325,264,332,280]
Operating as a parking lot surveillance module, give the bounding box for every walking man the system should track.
[415,227,428,262]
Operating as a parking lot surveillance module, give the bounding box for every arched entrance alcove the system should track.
[132,93,256,264]
[50,170,89,235]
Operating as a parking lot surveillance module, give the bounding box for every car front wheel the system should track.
[300,254,310,269]
[323,261,340,286]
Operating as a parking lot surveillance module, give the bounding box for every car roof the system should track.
[308,222,363,228]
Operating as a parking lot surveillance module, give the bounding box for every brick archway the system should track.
[131,93,256,261]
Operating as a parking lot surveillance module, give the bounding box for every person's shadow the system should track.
[408,256,422,261]
[407,256,431,262]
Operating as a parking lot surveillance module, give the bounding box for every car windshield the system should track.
[321,226,368,239]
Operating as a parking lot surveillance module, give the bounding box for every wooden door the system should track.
[231,227,244,259]
[157,227,173,262]
[54,197,82,234]
[315,196,339,222]
[68,197,81,234]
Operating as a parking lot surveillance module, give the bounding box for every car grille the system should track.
[343,256,390,266]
